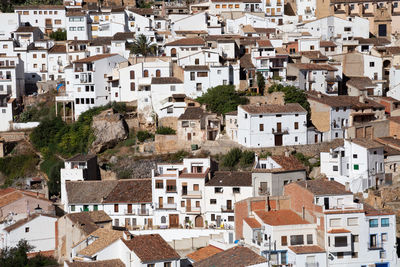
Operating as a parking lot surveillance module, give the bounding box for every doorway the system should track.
[169,214,179,228]
[195,215,204,227]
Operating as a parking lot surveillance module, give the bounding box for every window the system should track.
[381,218,389,227]
[381,233,388,242]
[55,19,61,24]
[347,217,358,226]
[352,234,359,243]
[196,83,202,91]
[210,199,217,204]
[215,187,223,193]
[335,236,347,247]
[307,234,313,244]
[164,262,171,267]
[42,54,45,58]
[168,197,174,204]
[294,122,298,129]
[130,70,135,79]
[148,264,155,267]
[330,218,341,227]
[170,85,176,91]
[143,70,149,77]
[71,205,75,211]
[190,72,195,81]
[235,4,240,8]
[114,204,119,213]
[259,124,264,131]
[228,216,234,221]
[93,205,98,211]
[161,216,166,224]
[290,235,304,245]
[333,165,338,171]
[353,164,359,170]
[195,58,200,65]
[182,121,189,127]
[216,4,220,8]
[233,187,240,193]
[197,72,208,77]
[369,219,378,228]
[380,251,386,259]
[344,27,351,32]
[91,98,94,104]
[156,69,161,77]
[352,252,358,258]
[394,2,398,7]
[211,214,216,221]
[353,154,358,159]
[155,180,163,188]
[281,236,287,246]
[370,62,375,67]
[25,227,29,233]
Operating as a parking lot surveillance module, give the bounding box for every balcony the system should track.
[323,203,363,212]
[186,206,201,213]
[368,242,383,250]
[182,190,202,199]
[156,203,177,210]
[221,205,234,212]
[137,208,150,216]
[124,209,136,215]
[244,7,263,12]
[45,23,53,29]
[166,186,177,193]
[272,127,289,135]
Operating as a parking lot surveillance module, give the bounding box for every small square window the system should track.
[25,227,29,233]
[353,164,359,170]
[210,199,217,204]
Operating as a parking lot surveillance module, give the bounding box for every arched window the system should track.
[156,69,161,77]
[143,70,149,77]
[161,216,166,223]
[130,70,135,79]
[171,48,177,57]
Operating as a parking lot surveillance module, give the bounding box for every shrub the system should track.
[0,154,40,187]
[221,148,242,168]
[259,151,272,158]
[136,130,154,142]
[156,126,176,135]
[169,150,189,163]
[40,155,64,197]
[117,169,132,179]
[49,29,66,41]
[240,150,255,166]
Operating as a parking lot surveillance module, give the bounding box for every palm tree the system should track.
[130,34,157,57]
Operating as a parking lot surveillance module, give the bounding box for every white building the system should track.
[89,8,127,39]
[14,5,66,35]
[0,13,20,38]
[237,103,308,148]
[320,138,385,193]
[0,214,57,252]
[204,171,253,229]
[48,44,68,81]
[66,10,90,41]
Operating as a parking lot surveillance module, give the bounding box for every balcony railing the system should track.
[272,128,289,134]
[182,190,202,198]
[137,209,150,216]
[221,205,234,212]
[186,206,201,213]
[157,203,177,210]
[244,7,263,12]
[368,242,383,250]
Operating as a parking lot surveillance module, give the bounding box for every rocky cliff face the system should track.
[90,109,128,153]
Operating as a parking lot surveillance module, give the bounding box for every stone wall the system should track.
[154,134,185,154]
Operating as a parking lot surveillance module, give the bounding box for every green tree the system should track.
[130,34,157,57]
[49,29,67,41]
[196,85,248,115]
[221,148,242,168]
[256,72,265,95]
[136,130,154,142]
[156,126,176,135]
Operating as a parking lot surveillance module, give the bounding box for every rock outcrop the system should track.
[90,109,128,153]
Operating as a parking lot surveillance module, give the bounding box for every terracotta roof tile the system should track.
[112,32,135,41]
[78,228,123,257]
[73,54,119,63]
[257,39,273,48]
[255,210,310,226]
[66,211,111,235]
[293,63,337,71]
[15,5,64,9]
[15,26,39,33]
[122,234,180,263]
[65,259,124,267]
[193,246,266,267]
[240,103,306,114]
[152,77,183,84]
[66,181,118,204]
[206,171,252,187]
[239,54,255,69]
[103,179,152,203]
[300,51,329,61]
[48,44,66,54]
[295,179,352,195]
[244,217,261,229]
[347,76,376,90]
[307,91,384,109]
[184,65,210,71]
[288,245,325,254]
[127,7,154,15]
[320,41,337,47]
[327,228,351,233]
[350,138,384,149]
[187,245,223,262]
[165,37,205,46]
[178,107,205,120]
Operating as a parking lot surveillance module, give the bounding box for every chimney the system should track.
[267,195,271,211]
[302,206,305,220]
[317,92,322,98]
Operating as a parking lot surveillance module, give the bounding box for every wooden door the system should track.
[127,204,132,214]
[187,132,192,141]
[274,135,282,146]
[227,200,232,210]
[158,197,163,208]
[314,134,318,143]
[186,199,191,212]
[277,122,282,132]
[195,215,203,227]
[148,218,153,229]
[169,214,179,228]
[125,218,130,229]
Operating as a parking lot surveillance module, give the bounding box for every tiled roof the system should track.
[15,5,64,9]
[151,77,183,84]
[211,0,261,2]
[179,107,205,120]
[175,30,208,34]
[255,209,310,226]
[15,26,39,33]
[300,51,329,61]
[65,181,118,204]
[112,32,135,41]
[103,179,152,203]
[376,137,400,151]
[288,245,325,254]
[240,103,306,114]
[354,37,390,46]
[90,37,112,46]
[239,54,255,69]
[184,65,210,71]
[78,228,123,257]
[389,116,400,124]
[206,171,252,187]
[0,188,51,208]
[73,54,118,63]
[307,91,384,109]
[385,46,400,55]
[295,179,352,196]
[327,228,351,233]
[65,259,125,267]
[4,214,56,232]
[363,202,394,216]
[66,211,111,235]
[127,7,154,16]
[254,28,276,34]
[293,63,337,71]
[320,41,337,47]
[242,25,256,33]
[244,217,261,229]
[186,245,223,262]
[272,155,305,171]
[225,111,238,116]
[122,234,180,263]
[257,39,273,48]
[66,10,86,17]
[193,246,267,267]
[67,154,96,162]
[350,138,384,149]
[165,37,205,46]
[48,44,66,54]
[347,76,376,90]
